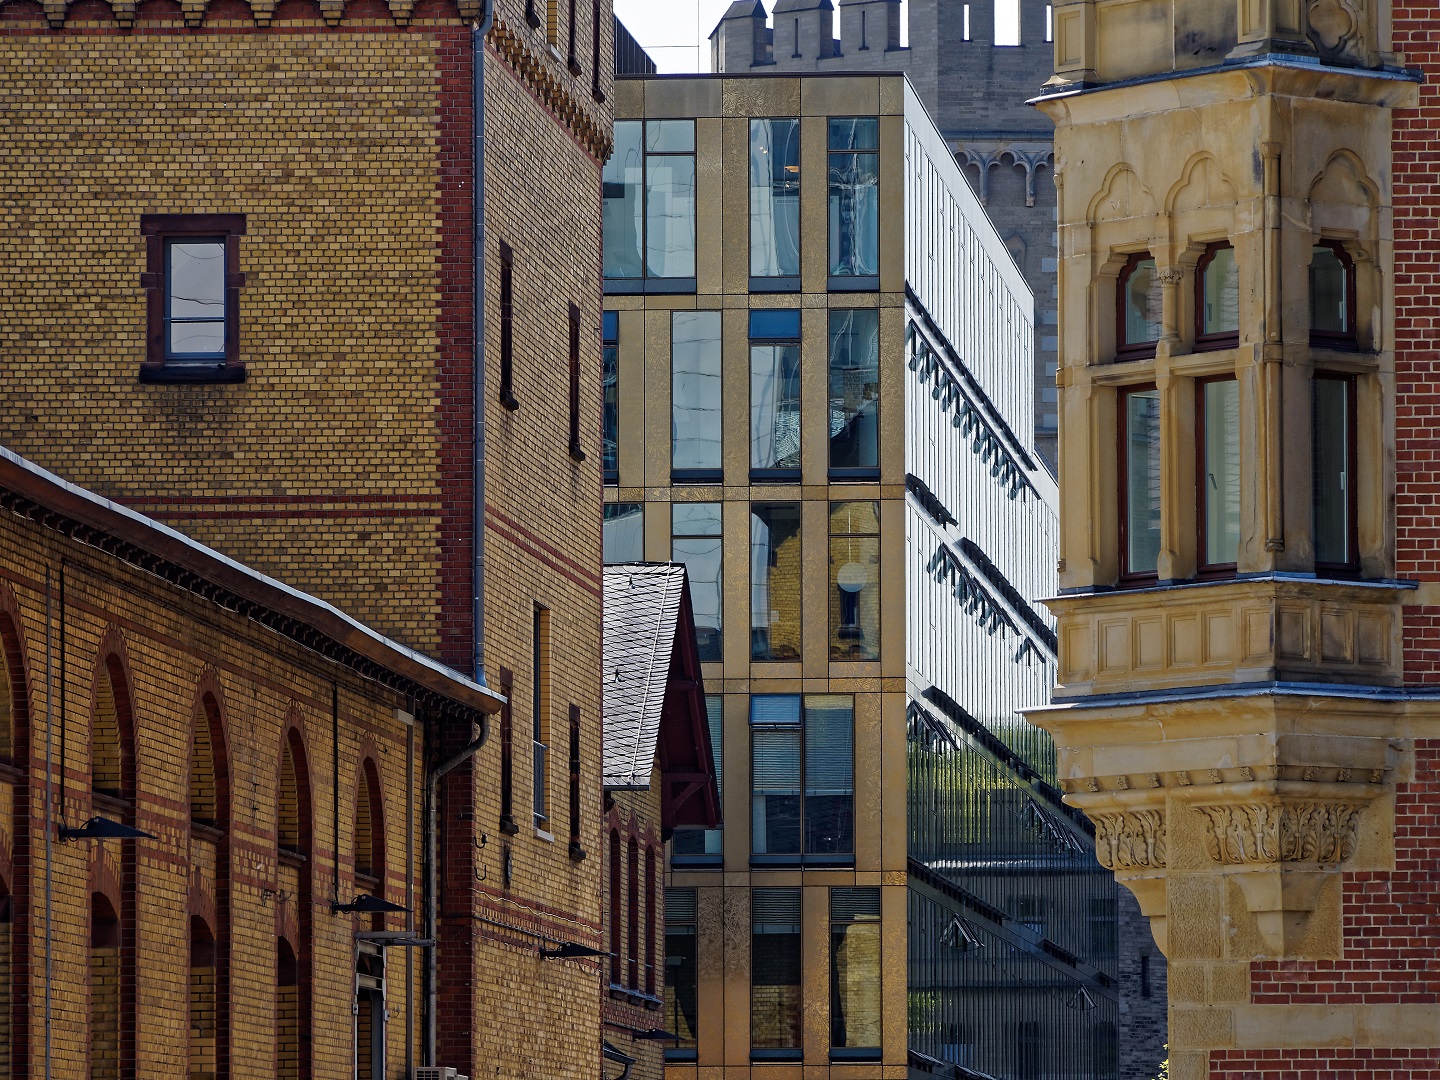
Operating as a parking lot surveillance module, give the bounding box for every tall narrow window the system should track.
[644,847,657,995]
[565,0,580,72]
[962,2,971,40]
[190,693,229,1080]
[602,122,644,280]
[499,669,517,834]
[524,0,539,26]
[1045,3,1053,41]
[828,309,880,476]
[567,705,584,860]
[140,214,247,381]
[1313,374,1357,570]
[1195,242,1239,351]
[533,606,552,829]
[603,503,644,563]
[276,730,313,1080]
[671,694,723,861]
[602,311,619,481]
[750,309,802,480]
[0,615,27,1080]
[647,121,697,281]
[354,946,385,1080]
[626,840,640,989]
[664,888,699,1059]
[567,303,585,460]
[750,119,801,282]
[1199,378,1240,572]
[751,888,803,1058]
[1117,254,1162,360]
[276,939,300,1080]
[829,501,880,660]
[498,241,518,410]
[590,0,604,101]
[91,656,136,1079]
[190,918,217,1080]
[1119,387,1162,581]
[751,504,802,661]
[751,694,854,862]
[1311,240,1357,349]
[830,888,882,1058]
[355,759,384,890]
[672,311,723,479]
[91,894,121,1080]
[828,118,879,280]
[993,0,1021,43]
[608,831,622,986]
[672,504,723,662]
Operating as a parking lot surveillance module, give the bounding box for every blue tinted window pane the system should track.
[603,121,644,279]
[750,695,801,725]
[828,117,878,151]
[751,119,801,278]
[602,310,618,342]
[749,309,801,341]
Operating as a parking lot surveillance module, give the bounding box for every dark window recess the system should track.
[525,0,540,27]
[567,705,585,861]
[608,832,622,985]
[498,669,518,835]
[568,303,585,461]
[139,214,247,383]
[499,241,519,411]
[566,0,581,74]
[591,1,605,101]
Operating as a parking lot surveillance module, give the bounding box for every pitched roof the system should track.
[602,562,690,789]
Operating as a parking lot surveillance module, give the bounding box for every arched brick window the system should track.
[191,689,230,1080]
[276,728,313,1080]
[190,916,218,1079]
[354,758,383,882]
[644,846,657,996]
[627,840,640,990]
[0,607,29,1075]
[90,892,121,1079]
[608,831,621,986]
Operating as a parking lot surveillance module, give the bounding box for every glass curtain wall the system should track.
[602,120,643,278]
[829,309,880,474]
[602,311,619,479]
[665,888,699,1059]
[750,309,802,479]
[829,501,880,660]
[751,888,803,1058]
[751,504,802,661]
[828,118,879,278]
[672,503,723,661]
[602,503,643,563]
[602,119,696,282]
[673,311,723,476]
[830,888,882,1057]
[751,118,801,280]
[751,695,854,863]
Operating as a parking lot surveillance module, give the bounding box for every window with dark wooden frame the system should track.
[567,705,584,861]
[1116,253,1162,361]
[1194,242,1239,352]
[566,0,581,73]
[1311,240,1358,351]
[1118,385,1161,583]
[139,214,246,383]
[1196,376,1240,576]
[591,0,605,101]
[644,846,657,996]
[498,668,518,835]
[1313,373,1359,573]
[626,839,640,990]
[568,303,585,461]
[499,241,519,411]
[608,831,622,986]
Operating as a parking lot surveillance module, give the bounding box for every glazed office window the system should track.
[751,119,801,281]
[664,888,699,1060]
[1311,240,1357,349]
[1195,242,1239,351]
[602,503,644,563]
[1313,374,1357,570]
[602,311,619,480]
[602,120,696,287]
[1117,254,1162,360]
[829,888,882,1059]
[140,214,246,382]
[1198,377,1240,573]
[750,694,854,863]
[828,118,879,280]
[829,501,880,660]
[751,888,803,1058]
[671,694,724,861]
[751,504,802,661]
[1119,387,1162,581]
[672,504,723,662]
[828,309,880,477]
[672,311,723,479]
[750,309,802,479]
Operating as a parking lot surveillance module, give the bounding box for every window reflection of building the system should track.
[827,118,879,279]
[602,119,697,285]
[750,503,802,661]
[750,694,854,862]
[602,502,644,564]
[751,888,803,1058]
[670,694,724,862]
[828,309,880,476]
[829,888,882,1058]
[750,309,802,479]
[664,887,699,1058]
[602,310,619,480]
[751,118,801,281]
[671,503,723,661]
[672,311,723,477]
[829,501,880,660]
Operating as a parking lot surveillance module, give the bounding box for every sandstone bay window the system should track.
[672,311,723,480]
[751,118,801,285]
[829,501,880,660]
[1313,373,1357,571]
[140,213,246,382]
[533,605,552,830]
[664,888,699,1060]
[751,888,803,1060]
[1195,242,1239,351]
[829,308,880,477]
[602,119,696,289]
[750,694,854,864]
[1117,253,1162,361]
[1119,386,1162,581]
[671,694,724,862]
[828,118,879,282]
[750,309,802,480]
[602,502,644,563]
[1198,377,1240,573]
[829,888,882,1060]
[672,504,724,662]
[602,311,619,481]
[751,504,802,662]
[1311,240,1357,349]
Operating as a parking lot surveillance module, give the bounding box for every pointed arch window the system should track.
[276,731,312,1080]
[91,893,121,1080]
[1194,242,1239,351]
[276,939,300,1080]
[1311,240,1357,350]
[1117,254,1162,360]
[190,692,230,1080]
[190,917,218,1080]
[0,611,28,1078]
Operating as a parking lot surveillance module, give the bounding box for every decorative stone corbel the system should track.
[182,0,206,26]
[43,0,66,28]
[249,0,275,24]
[111,0,135,25]
[1072,790,1170,953]
[319,0,343,25]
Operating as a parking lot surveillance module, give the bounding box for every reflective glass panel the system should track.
[602,121,644,279]
[1310,244,1350,336]
[671,694,724,857]
[829,502,880,660]
[646,155,696,278]
[804,696,853,854]
[751,889,802,1050]
[602,503,643,563]
[602,311,619,476]
[672,312,723,470]
[1201,246,1239,337]
[1313,377,1353,566]
[751,119,801,278]
[751,344,801,471]
[828,146,879,277]
[828,310,880,470]
[751,504,802,661]
[665,889,698,1053]
[1123,390,1162,576]
[830,888,881,1051]
[646,119,695,154]
[167,240,226,358]
[1202,379,1240,567]
[673,503,723,661]
[751,723,801,856]
[1123,258,1162,347]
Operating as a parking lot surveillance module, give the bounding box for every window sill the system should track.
[607,984,662,1009]
[534,826,555,843]
[750,276,801,293]
[828,275,879,292]
[139,362,246,385]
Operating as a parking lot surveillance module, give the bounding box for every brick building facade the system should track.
[0,0,616,1074]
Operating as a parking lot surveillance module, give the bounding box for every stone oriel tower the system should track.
[1030,2,1431,1078]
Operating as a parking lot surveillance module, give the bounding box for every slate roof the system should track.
[602,562,690,789]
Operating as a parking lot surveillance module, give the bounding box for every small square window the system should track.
[140,214,246,383]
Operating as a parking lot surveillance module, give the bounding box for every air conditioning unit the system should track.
[415,1069,469,1080]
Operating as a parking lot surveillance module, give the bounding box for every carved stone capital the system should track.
[1191,799,1365,865]
[1092,807,1167,870]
